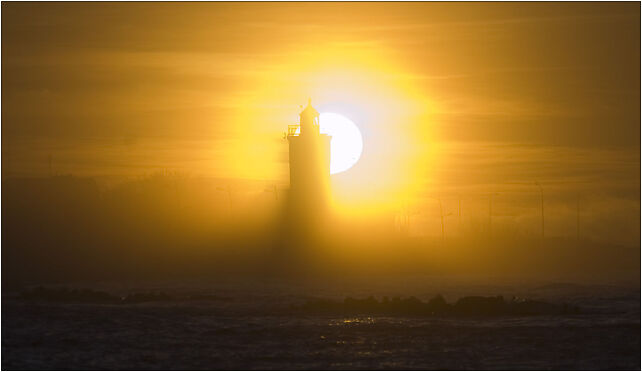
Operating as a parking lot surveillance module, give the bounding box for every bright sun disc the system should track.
[320,112,363,175]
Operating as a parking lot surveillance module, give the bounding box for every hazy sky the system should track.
[1,2,640,244]
[1,3,639,184]
[3,2,639,142]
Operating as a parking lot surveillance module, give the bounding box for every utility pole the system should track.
[488,192,500,241]
[488,194,493,240]
[576,193,580,242]
[458,197,462,229]
[439,197,445,246]
[535,181,544,240]
[397,200,409,235]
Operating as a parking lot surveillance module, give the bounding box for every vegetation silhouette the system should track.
[2,170,640,287]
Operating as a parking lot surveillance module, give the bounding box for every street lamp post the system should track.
[438,197,445,245]
[488,192,499,241]
[576,193,580,242]
[534,181,544,240]
[458,196,462,230]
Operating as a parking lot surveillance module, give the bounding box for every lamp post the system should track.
[576,193,580,242]
[488,192,500,241]
[429,196,452,246]
[439,197,445,245]
[458,196,462,230]
[534,181,544,240]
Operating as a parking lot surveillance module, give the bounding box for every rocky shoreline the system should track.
[17,286,580,317]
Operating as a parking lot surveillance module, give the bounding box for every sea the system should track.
[2,277,640,370]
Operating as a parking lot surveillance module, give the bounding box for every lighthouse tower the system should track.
[287,99,331,205]
[272,99,332,270]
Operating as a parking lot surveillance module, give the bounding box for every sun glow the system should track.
[229,41,433,215]
[320,113,363,175]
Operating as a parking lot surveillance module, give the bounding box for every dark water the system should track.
[2,280,640,370]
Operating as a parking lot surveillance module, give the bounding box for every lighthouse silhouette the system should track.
[287,99,332,202]
[277,99,332,262]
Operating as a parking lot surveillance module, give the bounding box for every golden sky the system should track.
[2,2,640,243]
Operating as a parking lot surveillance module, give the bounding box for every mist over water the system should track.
[2,158,638,286]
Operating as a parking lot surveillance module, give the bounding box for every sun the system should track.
[319,112,363,175]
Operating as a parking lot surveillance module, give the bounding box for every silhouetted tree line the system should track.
[2,174,274,287]
[2,174,639,287]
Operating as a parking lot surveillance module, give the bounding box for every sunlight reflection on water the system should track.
[329,317,376,326]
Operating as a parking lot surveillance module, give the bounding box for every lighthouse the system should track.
[272,99,332,270]
[287,99,332,206]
